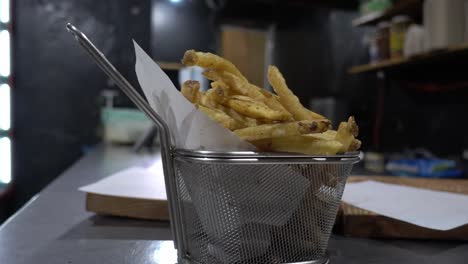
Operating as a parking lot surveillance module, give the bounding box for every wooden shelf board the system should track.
[348,44,468,74]
[349,58,407,74]
[155,61,184,71]
[352,0,423,27]
[352,11,384,27]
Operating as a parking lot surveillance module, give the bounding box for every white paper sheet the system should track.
[342,180,468,231]
[78,167,167,201]
[133,41,255,151]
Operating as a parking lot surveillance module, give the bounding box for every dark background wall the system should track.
[151,0,216,61]
[12,0,151,210]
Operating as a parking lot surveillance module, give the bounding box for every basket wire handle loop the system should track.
[66,23,184,252]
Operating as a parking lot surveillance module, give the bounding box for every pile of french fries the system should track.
[181,50,361,155]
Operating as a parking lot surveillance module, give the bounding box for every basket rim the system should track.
[173,149,361,163]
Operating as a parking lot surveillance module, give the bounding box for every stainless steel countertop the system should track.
[0,145,466,264]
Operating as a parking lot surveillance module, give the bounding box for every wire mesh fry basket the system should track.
[67,24,361,264]
[173,150,359,264]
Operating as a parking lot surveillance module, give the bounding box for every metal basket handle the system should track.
[66,23,183,250]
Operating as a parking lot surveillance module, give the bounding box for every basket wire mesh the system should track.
[172,152,359,264]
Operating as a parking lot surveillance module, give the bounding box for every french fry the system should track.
[199,94,216,109]
[271,136,343,155]
[203,69,222,81]
[263,96,293,120]
[256,86,295,121]
[202,86,226,107]
[211,82,232,99]
[305,130,337,141]
[222,72,293,120]
[181,50,361,154]
[222,72,264,98]
[225,95,288,121]
[259,88,274,98]
[323,130,338,138]
[249,138,272,151]
[271,120,330,137]
[224,106,259,128]
[349,139,362,152]
[244,117,259,127]
[234,120,330,141]
[268,66,325,121]
[347,116,359,137]
[224,107,243,122]
[181,80,202,104]
[196,104,242,130]
[203,69,233,96]
[229,95,258,103]
[335,116,359,152]
[182,50,247,82]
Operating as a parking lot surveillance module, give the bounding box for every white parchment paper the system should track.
[342,180,468,231]
[79,167,166,201]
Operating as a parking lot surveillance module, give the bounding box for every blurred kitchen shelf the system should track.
[348,44,468,74]
[352,0,423,27]
[155,61,184,71]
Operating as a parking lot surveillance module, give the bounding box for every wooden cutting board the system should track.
[337,176,468,240]
[85,174,468,240]
[81,167,170,221]
[85,192,169,221]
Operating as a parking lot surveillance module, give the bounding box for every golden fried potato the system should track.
[223,107,253,128]
[263,96,293,120]
[335,116,359,152]
[222,72,264,98]
[229,95,258,103]
[196,104,242,130]
[271,136,343,155]
[225,95,289,121]
[180,50,360,154]
[249,138,272,151]
[244,117,259,127]
[260,91,294,121]
[347,116,359,137]
[224,107,244,122]
[181,80,202,104]
[349,139,362,152]
[203,69,222,81]
[268,66,325,121]
[304,130,337,141]
[234,120,330,141]
[203,69,233,96]
[201,86,226,107]
[182,50,247,81]
[211,81,232,98]
[222,73,293,120]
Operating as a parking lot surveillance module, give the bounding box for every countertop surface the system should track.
[0,145,466,264]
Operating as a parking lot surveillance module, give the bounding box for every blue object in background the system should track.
[386,159,463,178]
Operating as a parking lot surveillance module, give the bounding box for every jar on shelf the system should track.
[368,34,379,64]
[390,15,411,59]
[376,21,390,61]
